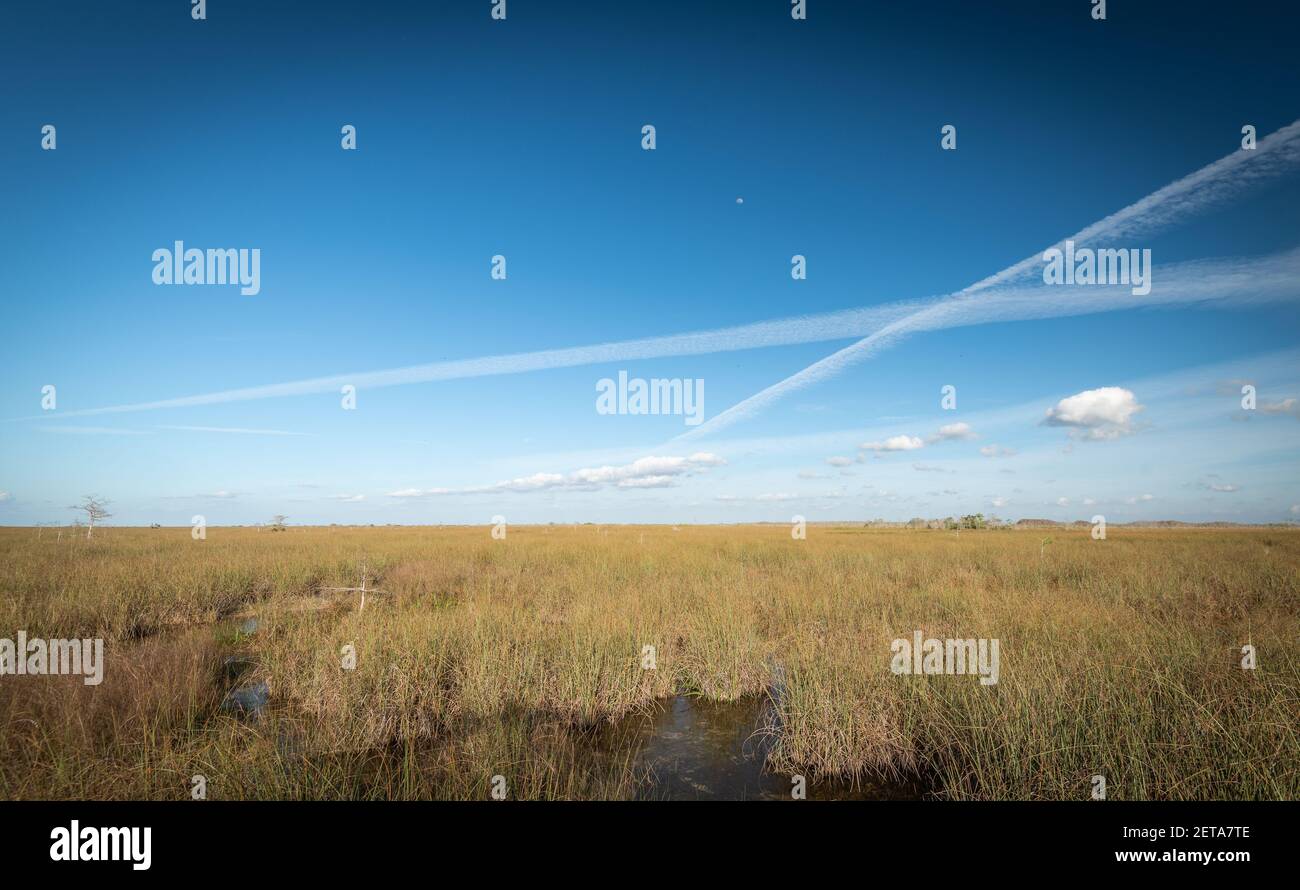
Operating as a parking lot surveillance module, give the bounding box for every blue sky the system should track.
[2,0,1298,526]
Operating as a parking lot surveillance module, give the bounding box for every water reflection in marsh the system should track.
[217,615,268,718]
[219,654,269,716]
[602,695,917,801]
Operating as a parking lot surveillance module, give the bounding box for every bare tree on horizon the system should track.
[70,495,112,539]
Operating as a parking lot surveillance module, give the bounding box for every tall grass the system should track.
[1,525,1295,799]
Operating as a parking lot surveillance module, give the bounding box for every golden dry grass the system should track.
[1,524,1296,799]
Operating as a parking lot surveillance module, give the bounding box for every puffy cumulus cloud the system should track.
[860,435,925,453]
[388,453,725,497]
[863,420,967,454]
[929,422,976,442]
[1042,387,1144,440]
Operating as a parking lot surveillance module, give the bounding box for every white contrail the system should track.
[678,120,1300,440]
[966,119,1300,293]
[677,249,1300,440]
[19,121,1300,424]
[14,302,930,421]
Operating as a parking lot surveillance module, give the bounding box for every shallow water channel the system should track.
[216,617,917,800]
[604,695,916,800]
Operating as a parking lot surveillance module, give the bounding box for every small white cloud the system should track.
[825,456,854,467]
[0,491,10,502]
[1208,483,1239,493]
[1043,387,1143,440]
[330,494,366,502]
[1125,493,1155,505]
[616,475,676,489]
[389,453,726,497]
[495,472,567,493]
[991,497,1008,508]
[929,422,976,442]
[1056,497,1070,507]
[860,435,924,453]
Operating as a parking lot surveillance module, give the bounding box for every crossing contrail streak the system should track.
[676,120,1300,441]
[16,122,1300,426]
[676,251,1300,441]
[965,120,1300,293]
[11,303,929,421]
